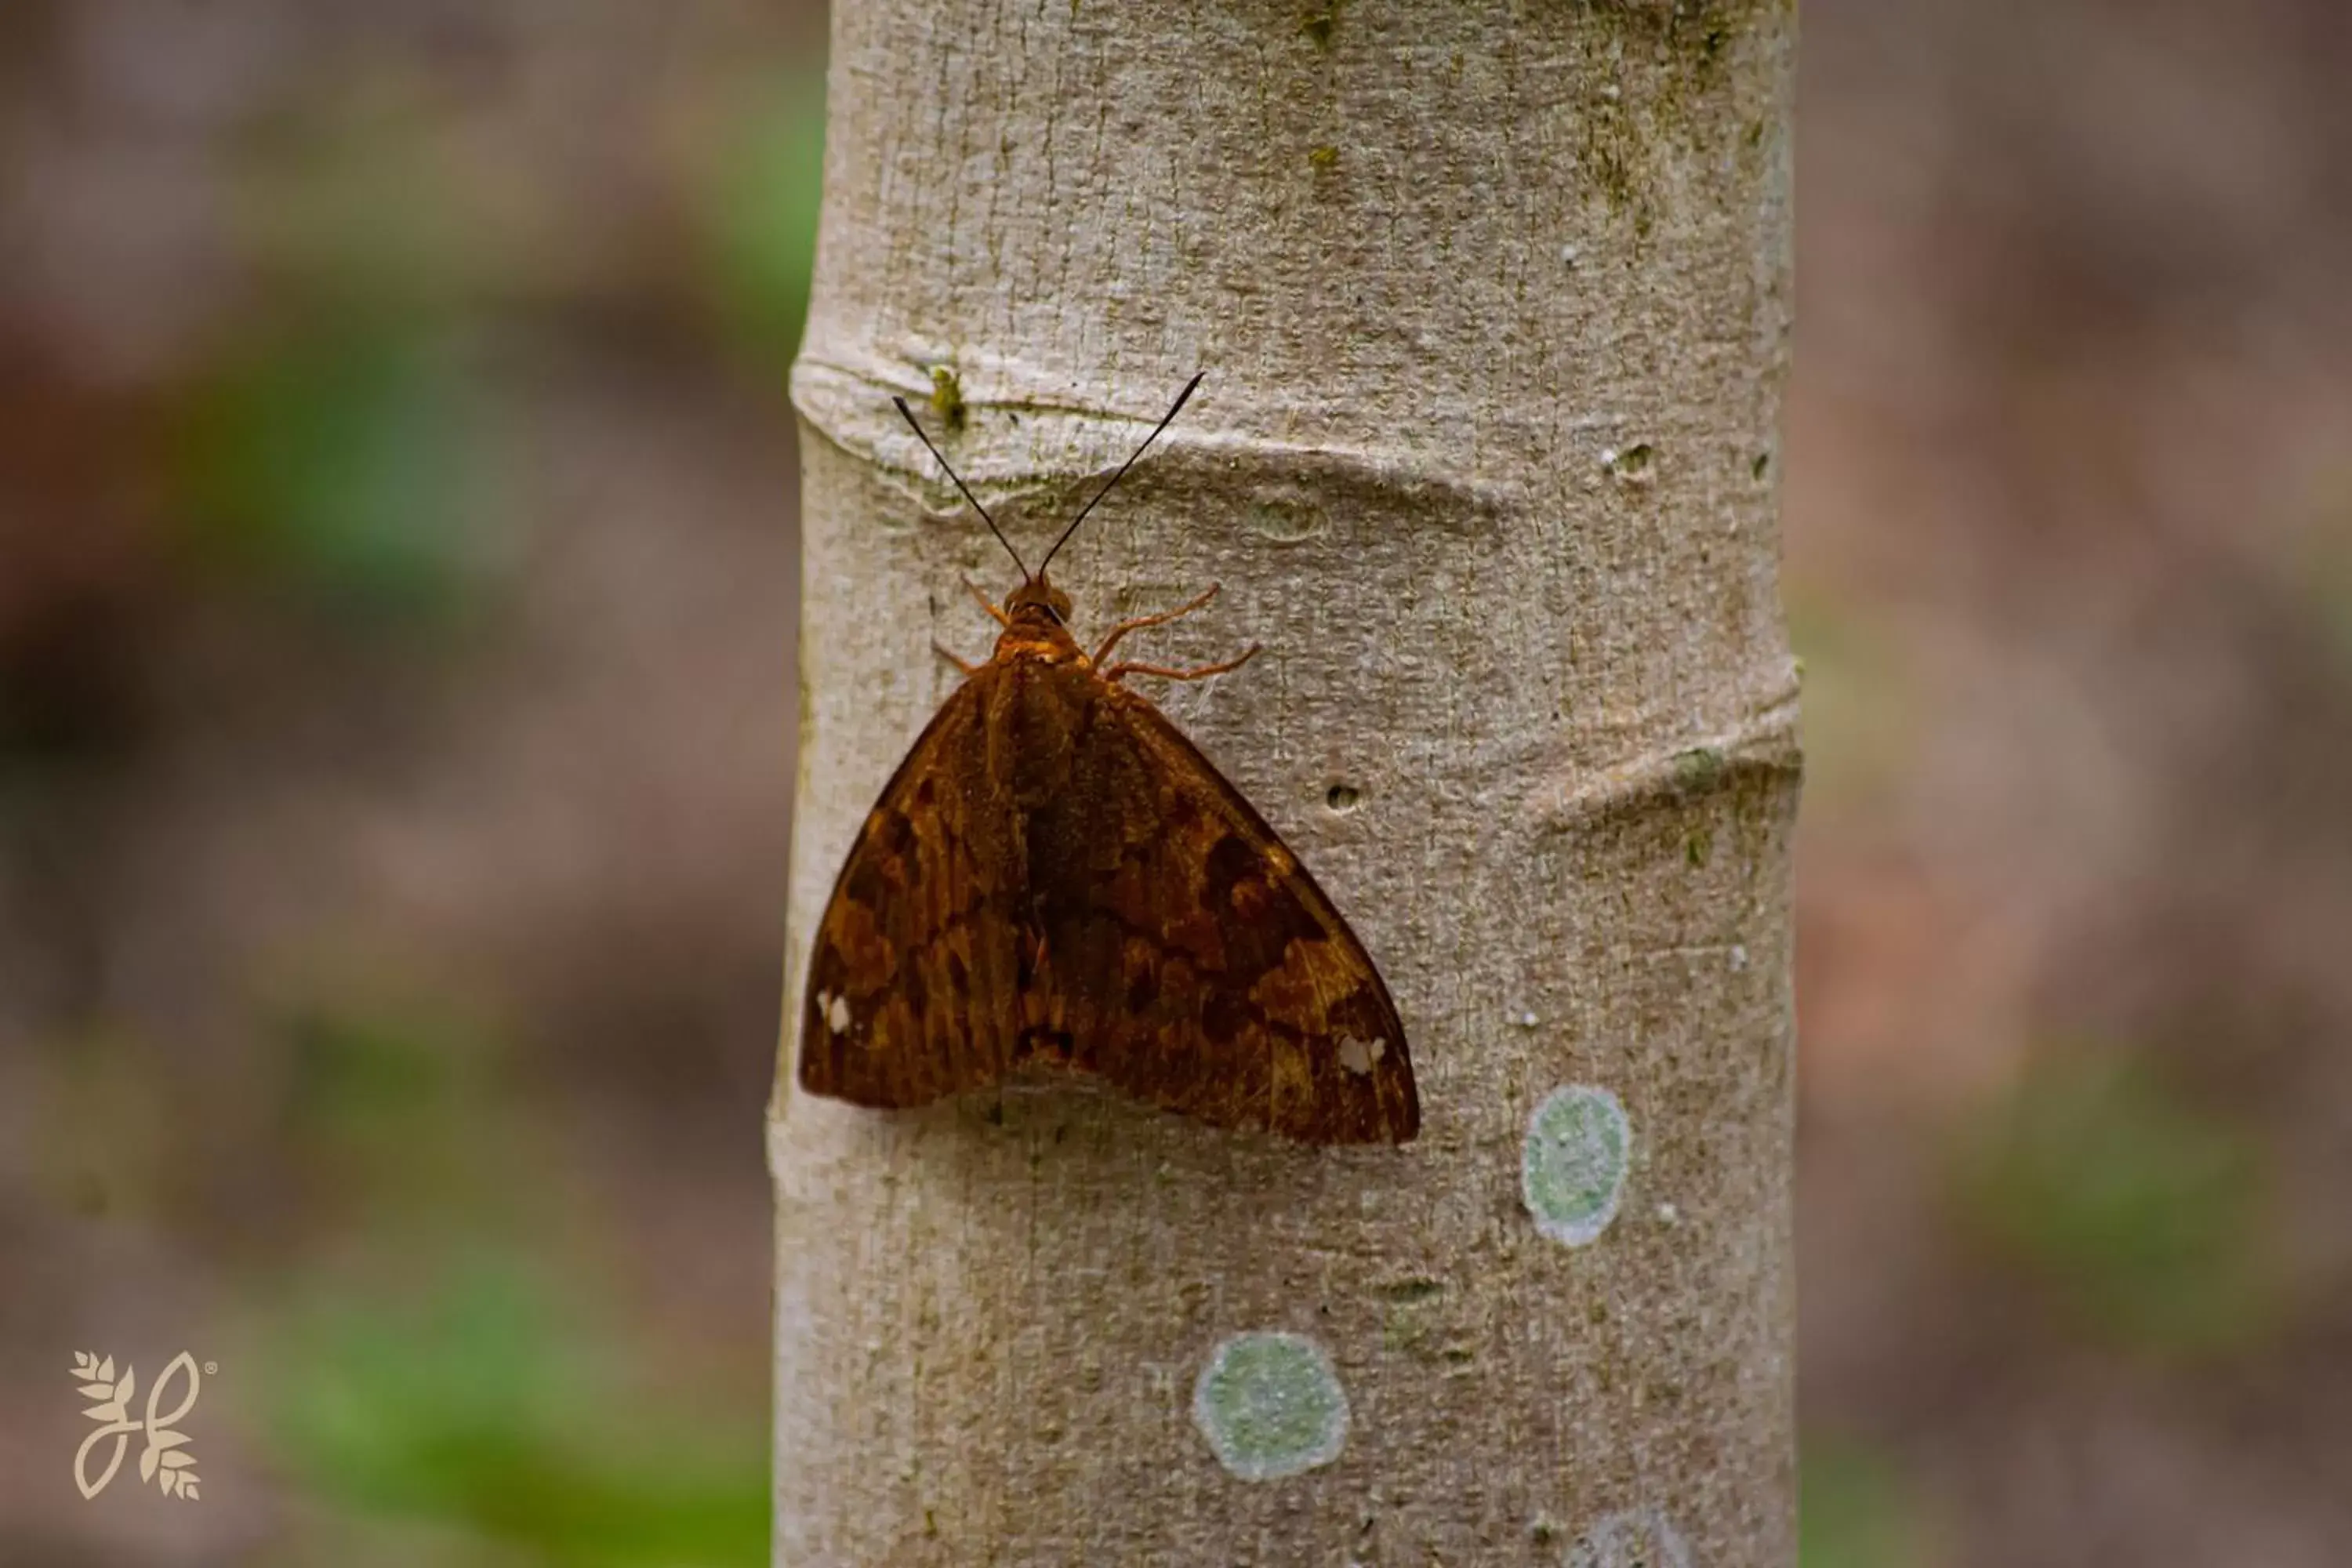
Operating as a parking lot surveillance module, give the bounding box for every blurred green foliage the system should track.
[1951,1047,2276,1356]
[159,92,514,626]
[13,22,806,1564]
[285,998,470,1134]
[1801,1434,1933,1568]
[245,988,765,1563]
[275,994,500,1224]
[171,318,492,622]
[265,1255,765,1567]
[702,81,828,372]
[140,64,822,1565]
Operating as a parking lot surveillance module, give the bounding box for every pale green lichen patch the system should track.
[1951,1048,2275,1354]
[1567,1506,1692,1568]
[1374,1276,1444,1305]
[1191,1331,1349,1481]
[1245,495,1327,543]
[1523,1086,1632,1247]
[927,365,967,432]
[1671,745,1726,793]
[1603,441,1657,485]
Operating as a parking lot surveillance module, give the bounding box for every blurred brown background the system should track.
[2,2,2347,1564]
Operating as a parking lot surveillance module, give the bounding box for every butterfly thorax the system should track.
[993,575,1086,668]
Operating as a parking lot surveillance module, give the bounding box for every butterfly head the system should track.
[1004,575,1073,625]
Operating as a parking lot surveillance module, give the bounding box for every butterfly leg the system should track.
[933,641,983,676]
[964,577,1011,627]
[1105,644,1261,684]
[1091,583,1221,664]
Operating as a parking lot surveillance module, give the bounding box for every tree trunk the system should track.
[773,2,1798,1563]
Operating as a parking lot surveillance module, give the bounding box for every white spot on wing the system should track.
[1337,1034,1384,1075]
[822,991,851,1036]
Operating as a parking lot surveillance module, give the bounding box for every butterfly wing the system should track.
[798,670,1025,1108]
[1027,676,1420,1144]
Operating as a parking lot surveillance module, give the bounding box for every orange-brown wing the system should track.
[1026,678,1418,1144]
[798,672,1025,1108]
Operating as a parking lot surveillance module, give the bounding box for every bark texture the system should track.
[774,2,1798,1563]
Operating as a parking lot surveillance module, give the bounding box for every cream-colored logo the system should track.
[72,1350,206,1501]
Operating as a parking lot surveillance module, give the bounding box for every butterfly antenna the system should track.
[1036,372,1203,577]
[893,395,1029,581]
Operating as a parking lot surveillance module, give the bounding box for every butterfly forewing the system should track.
[798,674,1025,1108]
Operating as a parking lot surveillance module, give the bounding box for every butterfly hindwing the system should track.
[1025,672,1419,1144]
[798,672,1025,1108]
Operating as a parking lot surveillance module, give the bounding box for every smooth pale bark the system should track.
[774,2,1797,1563]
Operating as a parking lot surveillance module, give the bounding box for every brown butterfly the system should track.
[797,375,1417,1144]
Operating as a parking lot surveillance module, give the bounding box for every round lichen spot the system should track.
[1244,496,1327,543]
[1522,1086,1632,1247]
[1191,1331,1349,1481]
[1566,1506,1691,1568]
